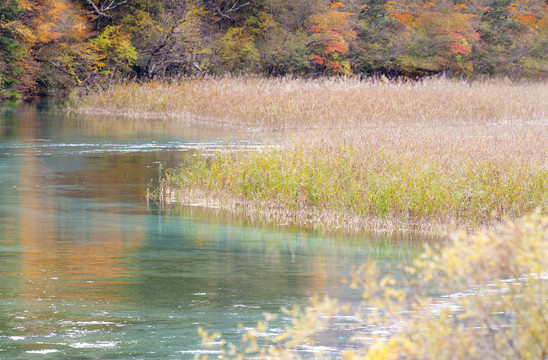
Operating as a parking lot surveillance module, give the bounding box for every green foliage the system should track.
[472,0,548,77]
[91,25,137,76]
[351,0,402,76]
[121,1,206,78]
[217,27,260,73]
[245,11,312,75]
[0,0,24,98]
[256,32,312,75]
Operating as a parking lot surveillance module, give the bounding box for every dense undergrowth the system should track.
[197,211,548,359]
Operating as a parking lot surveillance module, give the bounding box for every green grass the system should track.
[154,137,548,233]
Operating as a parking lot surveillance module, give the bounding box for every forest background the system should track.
[1,0,547,98]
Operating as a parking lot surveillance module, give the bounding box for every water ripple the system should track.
[0,141,263,157]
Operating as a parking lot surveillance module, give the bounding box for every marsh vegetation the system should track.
[77,77,548,233]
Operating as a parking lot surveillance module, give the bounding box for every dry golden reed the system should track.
[74,77,548,129]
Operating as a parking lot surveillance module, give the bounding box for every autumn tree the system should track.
[349,0,406,76]
[216,26,260,72]
[367,0,479,76]
[13,0,97,95]
[232,7,311,75]
[90,25,137,82]
[1,0,547,96]
[473,0,548,77]
[123,0,206,79]
[307,2,357,75]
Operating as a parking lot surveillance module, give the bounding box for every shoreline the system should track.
[153,187,500,236]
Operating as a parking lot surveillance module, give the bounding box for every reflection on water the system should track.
[0,101,424,359]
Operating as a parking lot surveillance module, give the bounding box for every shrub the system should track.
[197,211,548,359]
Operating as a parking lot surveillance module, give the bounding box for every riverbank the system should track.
[76,77,548,233]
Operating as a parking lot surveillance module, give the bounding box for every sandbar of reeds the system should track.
[154,126,548,233]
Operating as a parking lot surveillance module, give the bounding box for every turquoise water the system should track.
[0,102,422,359]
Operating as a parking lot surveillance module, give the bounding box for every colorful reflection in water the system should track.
[0,101,424,359]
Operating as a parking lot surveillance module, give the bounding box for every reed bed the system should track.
[74,77,548,129]
[156,128,548,233]
[76,77,548,233]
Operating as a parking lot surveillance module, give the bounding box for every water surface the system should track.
[0,102,422,359]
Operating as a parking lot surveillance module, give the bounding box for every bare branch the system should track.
[213,1,250,24]
[84,0,127,22]
[84,0,103,17]
[103,0,127,12]
[48,61,77,77]
[225,1,250,14]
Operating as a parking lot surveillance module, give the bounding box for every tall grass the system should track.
[77,78,548,357]
[74,77,548,129]
[157,130,548,232]
[75,77,548,232]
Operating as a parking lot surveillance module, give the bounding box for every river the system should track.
[0,101,423,359]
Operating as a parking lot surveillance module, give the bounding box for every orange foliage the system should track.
[310,26,349,54]
[385,0,416,26]
[436,28,472,56]
[310,54,345,72]
[308,7,356,74]
[27,0,90,44]
[507,0,548,31]
[391,11,415,25]
[7,0,95,94]
[309,8,357,41]
[453,3,468,11]
[330,1,345,9]
[513,14,538,28]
